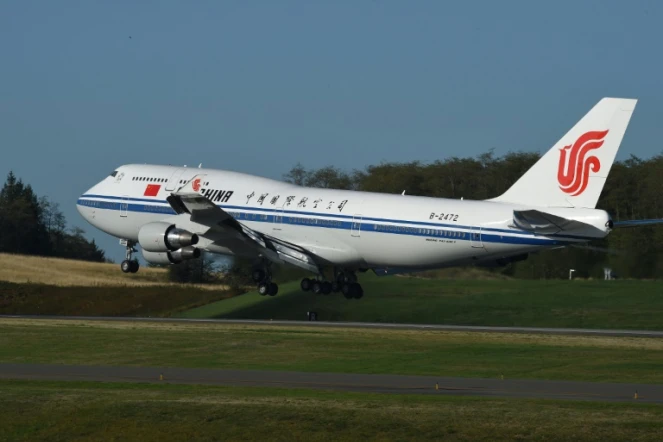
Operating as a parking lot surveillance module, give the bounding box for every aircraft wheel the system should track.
[268,282,279,296]
[352,283,364,299]
[300,278,312,292]
[258,283,270,296]
[343,273,357,284]
[129,260,140,273]
[321,281,332,295]
[331,281,341,293]
[341,283,353,299]
[120,260,132,273]
[312,281,323,294]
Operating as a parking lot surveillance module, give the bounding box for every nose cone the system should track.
[77,182,101,224]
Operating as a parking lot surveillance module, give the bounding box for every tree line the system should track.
[0,172,106,262]
[283,151,663,279]
[5,150,662,280]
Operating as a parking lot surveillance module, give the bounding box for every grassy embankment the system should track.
[2,318,663,384]
[179,273,663,330]
[0,253,238,317]
[3,253,663,331]
[1,380,662,442]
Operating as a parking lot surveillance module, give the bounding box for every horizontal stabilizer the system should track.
[613,219,663,228]
[512,209,605,237]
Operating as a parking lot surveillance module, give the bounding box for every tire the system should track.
[252,269,266,283]
[343,273,357,284]
[258,283,270,296]
[352,283,364,299]
[312,281,322,294]
[300,278,312,292]
[120,260,132,273]
[321,281,332,295]
[268,283,278,296]
[129,260,140,273]
[341,283,353,299]
[331,282,341,293]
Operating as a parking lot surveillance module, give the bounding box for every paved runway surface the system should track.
[1,363,661,403]
[2,315,663,338]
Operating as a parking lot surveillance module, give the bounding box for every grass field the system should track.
[1,380,662,442]
[0,253,172,286]
[2,318,663,384]
[0,253,231,290]
[0,282,239,317]
[0,253,243,317]
[178,273,663,330]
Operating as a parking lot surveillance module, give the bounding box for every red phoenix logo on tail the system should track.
[192,178,202,192]
[557,130,609,196]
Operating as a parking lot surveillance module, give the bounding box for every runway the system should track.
[1,363,661,403]
[1,314,663,337]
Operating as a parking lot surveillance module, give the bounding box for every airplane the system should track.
[77,97,658,299]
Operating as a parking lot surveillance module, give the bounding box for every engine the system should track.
[142,246,201,265]
[138,222,199,253]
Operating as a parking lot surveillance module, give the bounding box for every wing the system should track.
[167,175,322,274]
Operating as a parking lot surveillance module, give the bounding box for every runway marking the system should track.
[1,363,661,403]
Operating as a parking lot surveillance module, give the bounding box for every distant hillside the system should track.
[0,253,241,317]
[0,253,222,289]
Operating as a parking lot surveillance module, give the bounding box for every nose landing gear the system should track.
[120,240,140,273]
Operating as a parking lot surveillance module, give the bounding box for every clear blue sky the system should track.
[2,1,662,262]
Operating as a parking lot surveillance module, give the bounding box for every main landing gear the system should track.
[252,263,278,296]
[120,240,140,274]
[300,269,363,299]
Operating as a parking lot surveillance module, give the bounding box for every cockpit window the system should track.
[110,171,118,177]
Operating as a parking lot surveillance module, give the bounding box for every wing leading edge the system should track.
[167,175,323,274]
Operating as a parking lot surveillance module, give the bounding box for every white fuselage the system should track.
[77,164,610,272]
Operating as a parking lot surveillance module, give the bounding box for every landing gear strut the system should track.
[120,240,139,274]
[300,269,363,299]
[253,261,278,296]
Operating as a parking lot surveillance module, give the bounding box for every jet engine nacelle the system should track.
[142,246,201,265]
[138,221,199,253]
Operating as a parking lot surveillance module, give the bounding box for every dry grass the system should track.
[0,253,224,290]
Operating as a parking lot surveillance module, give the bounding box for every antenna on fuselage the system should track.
[402,190,406,195]
[198,163,202,168]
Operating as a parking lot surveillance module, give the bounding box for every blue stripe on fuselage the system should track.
[77,196,571,247]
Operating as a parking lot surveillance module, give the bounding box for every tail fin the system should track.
[492,97,637,208]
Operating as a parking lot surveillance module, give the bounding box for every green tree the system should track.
[0,172,51,256]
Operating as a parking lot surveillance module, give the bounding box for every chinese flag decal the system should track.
[144,184,161,197]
